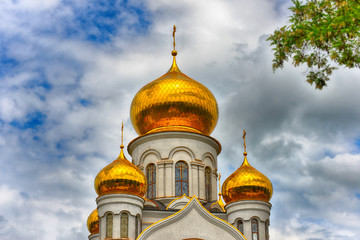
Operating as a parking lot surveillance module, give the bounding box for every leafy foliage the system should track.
[267,0,360,89]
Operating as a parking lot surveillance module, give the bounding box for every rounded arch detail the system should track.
[169,146,195,161]
[99,210,114,218]
[202,152,216,167]
[139,149,161,166]
[250,216,261,222]
[119,210,131,215]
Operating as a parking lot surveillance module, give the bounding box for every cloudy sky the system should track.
[0,0,359,239]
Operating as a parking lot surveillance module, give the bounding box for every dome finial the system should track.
[119,122,125,159]
[243,129,247,156]
[172,25,177,56]
[121,122,124,148]
[169,25,181,73]
[218,172,222,197]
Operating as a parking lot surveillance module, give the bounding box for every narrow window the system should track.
[146,164,156,199]
[175,161,189,196]
[120,212,128,238]
[251,219,259,240]
[265,220,270,240]
[237,220,244,234]
[135,215,140,238]
[205,167,212,201]
[106,213,113,238]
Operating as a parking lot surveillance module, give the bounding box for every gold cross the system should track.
[218,173,221,195]
[172,25,176,51]
[243,130,247,153]
[121,122,124,147]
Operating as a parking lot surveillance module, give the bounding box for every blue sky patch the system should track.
[10,111,47,130]
[79,99,92,107]
[355,138,360,150]
[58,0,151,43]
[0,45,20,77]
[20,191,30,200]
[33,136,40,141]
[24,78,53,91]
[323,150,335,158]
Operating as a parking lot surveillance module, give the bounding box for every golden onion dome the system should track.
[130,48,218,136]
[87,209,99,235]
[222,153,273,204]
[94,134,147,197]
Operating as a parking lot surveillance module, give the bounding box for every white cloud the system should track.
[0,0,359,239]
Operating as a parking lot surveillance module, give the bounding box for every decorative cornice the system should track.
[128,131,221,156]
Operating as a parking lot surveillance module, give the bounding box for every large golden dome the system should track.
[222,153,273,204]
[94,143,147,197]
[87,209,99,235]
[130,53,218,136]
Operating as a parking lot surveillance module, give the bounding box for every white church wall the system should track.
[128,131,221,205]
[96,194,144,240]
[226,201,271,240]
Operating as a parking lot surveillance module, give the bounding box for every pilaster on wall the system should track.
[198,165,205,200]
[212,170,218,201]
[164,160,174,197]
[157,162,165,197]
[190,162,200,197]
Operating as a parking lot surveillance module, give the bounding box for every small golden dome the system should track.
[94,143,147,197]
[130,54,218,136]
[87,209,99,235]
[222,154,273,204]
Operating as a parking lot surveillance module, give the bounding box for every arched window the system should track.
[205,167,212,201]
[147,164,156,199]
[265,219,270,240]
[135,214,141,238]
[175,161,189,196]
[120,212,128,238]
[237,220,244,234]
[106,213,113,238]
[251,219,259,240]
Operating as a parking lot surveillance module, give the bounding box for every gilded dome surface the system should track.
[222,154,273,204]
[130,56,218,135]
[87,209,99,235]
[94,145,147,197]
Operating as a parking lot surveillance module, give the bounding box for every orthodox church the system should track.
[86,27,273,240]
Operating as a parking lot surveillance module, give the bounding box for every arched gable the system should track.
[166,194,191,210]
[138,197,245,240]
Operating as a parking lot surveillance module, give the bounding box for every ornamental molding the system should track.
[128,131,221,155]
[96,194,144,217]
